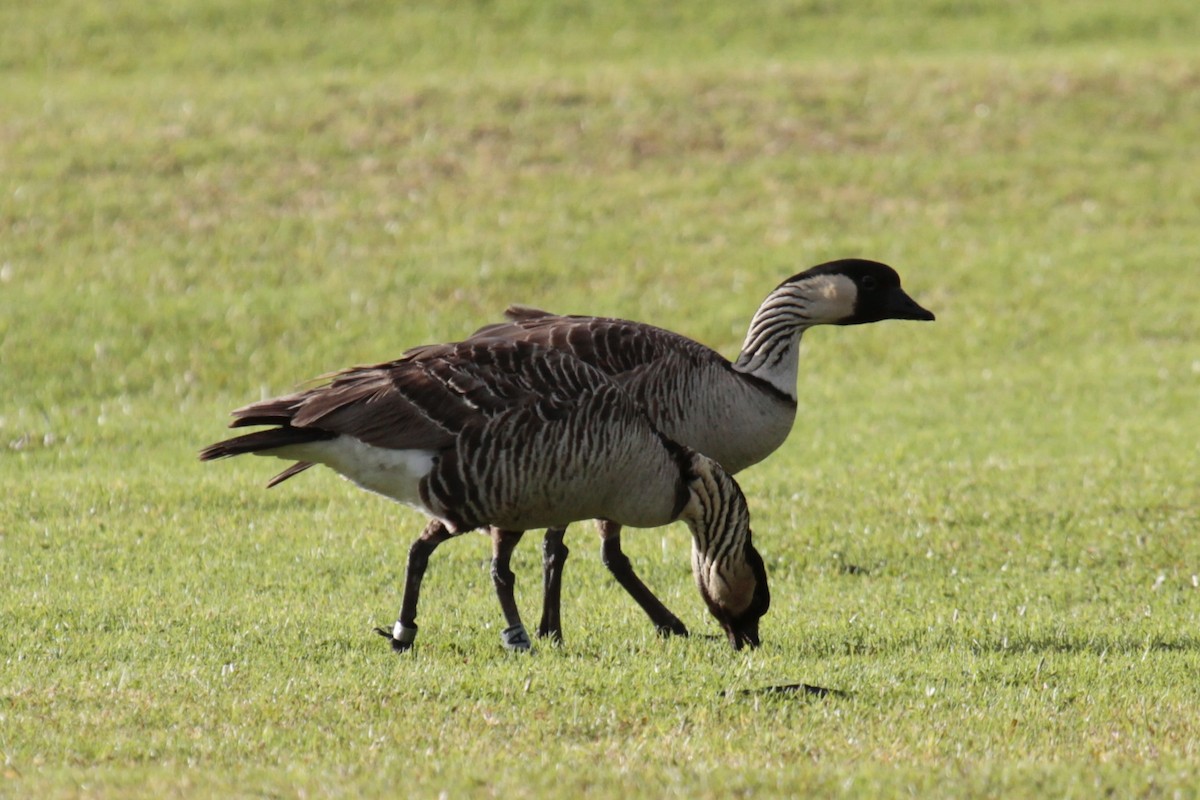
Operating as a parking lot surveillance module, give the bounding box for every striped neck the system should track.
[731,274,856,400]
[681,454,751,572]
[680,451,769,648]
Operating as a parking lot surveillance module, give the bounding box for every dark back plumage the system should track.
[470,306,725,382]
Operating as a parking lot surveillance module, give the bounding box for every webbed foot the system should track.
[375,622,418,653]
[656,619,689,638]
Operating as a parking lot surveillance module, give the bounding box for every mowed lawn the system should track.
[3,1,1200,797]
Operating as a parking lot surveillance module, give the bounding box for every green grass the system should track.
[3,1,1200,797]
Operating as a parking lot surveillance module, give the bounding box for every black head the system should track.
[788,258,935,325]
[728,543,771,650]
[700,540,771,651]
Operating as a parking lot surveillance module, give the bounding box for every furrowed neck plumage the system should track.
[681,455,751,568]
[731,275,853,401]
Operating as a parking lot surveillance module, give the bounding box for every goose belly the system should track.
[679,398,795,473]
[483,458,683,531]
[434,411,687,532]
[263,436,436,509]
[650,373,797,473]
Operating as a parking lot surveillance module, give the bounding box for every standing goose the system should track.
[465,258,934,641]
[199,339,769,651]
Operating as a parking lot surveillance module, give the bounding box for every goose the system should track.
[199,339,770,651]
[464,258,934,642]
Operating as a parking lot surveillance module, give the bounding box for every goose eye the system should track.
[860,275,878,292]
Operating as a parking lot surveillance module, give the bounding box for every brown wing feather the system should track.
[465,309,728,380]
[207,340,608,457]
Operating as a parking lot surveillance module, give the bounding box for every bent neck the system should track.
[681,455,751,566]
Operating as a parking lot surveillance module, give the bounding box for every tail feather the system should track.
[267,461,317,488]
[228,394,307,429]
[198,426,334,462]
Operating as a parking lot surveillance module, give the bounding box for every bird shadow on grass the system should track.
[679,633,850,699]
[725,683,849,699]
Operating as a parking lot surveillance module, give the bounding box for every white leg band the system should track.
[501,624,531,651]
[393,621,418,645]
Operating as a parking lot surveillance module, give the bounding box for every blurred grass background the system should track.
[3,1,1199,797]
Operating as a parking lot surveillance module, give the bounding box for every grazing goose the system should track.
[199,339,770,651]
[466,258,934,641]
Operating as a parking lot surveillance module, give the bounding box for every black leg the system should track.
[375,518,452,653]
[491,528,531,651]
[599,521,689,637]
[537,526,570,642]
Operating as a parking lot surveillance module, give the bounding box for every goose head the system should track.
[780,258,935,326]
[681,452,771,649]
[693,541,771,650]
[691,532,772,652]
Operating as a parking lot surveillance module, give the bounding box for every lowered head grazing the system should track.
[679,452,770,649]
[693,541,770,650]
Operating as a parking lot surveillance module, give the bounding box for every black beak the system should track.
[884,287,936,321]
